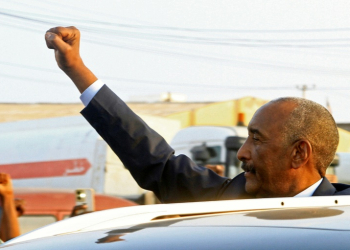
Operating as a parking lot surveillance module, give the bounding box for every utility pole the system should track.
[296,84,315,98]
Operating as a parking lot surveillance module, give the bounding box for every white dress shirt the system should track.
[294,178,323,197]
[80,79,104,106]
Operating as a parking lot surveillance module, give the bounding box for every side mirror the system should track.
[330,154,339,167]
[225,136,246,151]
[190,143,216,163]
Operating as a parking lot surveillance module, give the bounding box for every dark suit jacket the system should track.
[81,85,350,203]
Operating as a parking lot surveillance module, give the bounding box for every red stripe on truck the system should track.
[0,159,91,179]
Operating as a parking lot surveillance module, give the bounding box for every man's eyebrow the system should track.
[248,128,263,136]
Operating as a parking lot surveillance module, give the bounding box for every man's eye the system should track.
[253,136,259,141]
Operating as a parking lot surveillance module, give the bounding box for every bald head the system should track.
[270,97,339,175]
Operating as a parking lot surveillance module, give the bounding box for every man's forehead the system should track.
[248,101,296,133]
[254,100,296,119]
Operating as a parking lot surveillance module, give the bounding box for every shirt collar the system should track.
[294,178,323,197]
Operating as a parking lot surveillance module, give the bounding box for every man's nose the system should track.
[237,139,250,162]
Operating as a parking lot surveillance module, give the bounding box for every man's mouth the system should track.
[241,162,256,174]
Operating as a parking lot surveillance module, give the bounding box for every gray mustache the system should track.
[241,162,255,173]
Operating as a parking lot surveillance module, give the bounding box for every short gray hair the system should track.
[271,97,339,175]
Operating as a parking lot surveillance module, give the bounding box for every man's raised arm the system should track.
[45,26,97,93]
[44,26,231,204]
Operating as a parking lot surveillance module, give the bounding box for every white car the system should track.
[1,196,350,249]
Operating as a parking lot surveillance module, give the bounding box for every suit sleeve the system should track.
[81,85,229,203]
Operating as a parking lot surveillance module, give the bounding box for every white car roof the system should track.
[4,196,350,247]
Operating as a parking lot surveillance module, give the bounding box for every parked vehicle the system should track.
[13,188,137,234]
[2,196,350,249]
[333,152,350,184]
[170,125,247,178]
[0,115,180,202]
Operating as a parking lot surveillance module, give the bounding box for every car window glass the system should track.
[63,215,71,220]
[18,215,56,234]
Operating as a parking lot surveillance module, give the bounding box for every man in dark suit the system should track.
[45,26,350,203]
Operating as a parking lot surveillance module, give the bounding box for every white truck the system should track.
[334,152,350,184]
[0,115,181,202]
[170,126,248,178]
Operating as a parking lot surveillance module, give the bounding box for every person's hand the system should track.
[0,174,20,241]
[205,164,225,177]
[45,26,83,72]
[45,26,97,93]
[0,173,14,199]
[70,204,90,217]
[14,198,25,217]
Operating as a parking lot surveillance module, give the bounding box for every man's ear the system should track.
[291,140,312,169]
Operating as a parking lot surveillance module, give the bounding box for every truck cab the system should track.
[170,126,247,178]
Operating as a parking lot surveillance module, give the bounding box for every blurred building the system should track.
[1,96,350,153]
[166,97,268,128]
[129,92,187,103]
[337,123,350,132]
